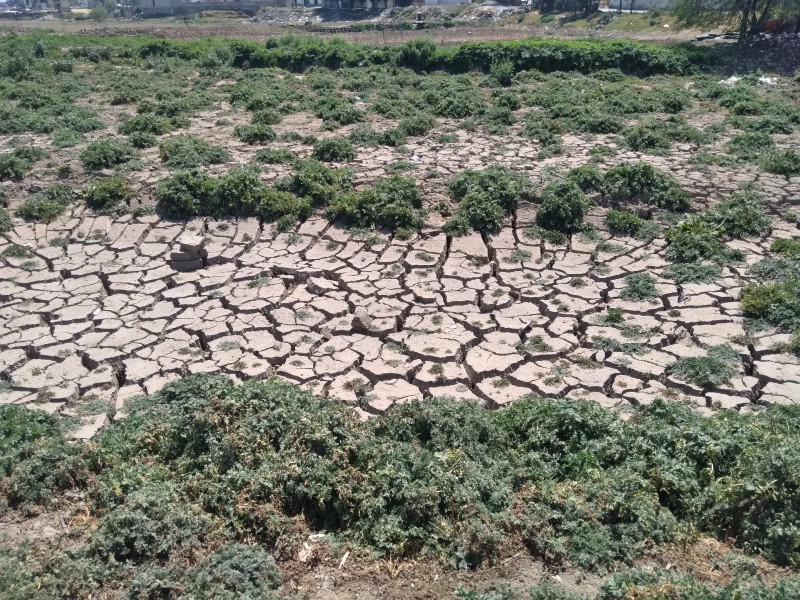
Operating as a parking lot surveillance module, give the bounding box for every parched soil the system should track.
[1,83,799,438]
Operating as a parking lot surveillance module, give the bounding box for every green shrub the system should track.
[705,189,769,239]
[725,131,775,160]
[663,262,722,283]
[0,154,30,182]
[379,127,407,147]
[444,190,505,236]
[668,344,739,389]
[399,113,436,137]
[665,217,744,264]
[256,188,312,229]
[311,137,357,162]
[327,175,423,232]
[159,135,230,169]
[83,177,135,213]
[52,129,84,148]
[565,165,604,193]
[760,149,800,175]
[536,180,588,233]
[620,273,658,301]
[214,167,266,216]
[15,184,75,223]
[254,148,297,165]
[118,114,173,136]
[251,108,282,125]
[622,117,707,153]
[348,124,382,147]
[740,280,800,333]
[489,58,515,86]
[0,147,46,181]
[604,209,660,240]
[447,166,532,213]
[233,124,276,144]
[771,238,800,258]
[155,169,217,218]
[276,159,353,206]
[0,207,11,233]
[602,162,690,212]
[80,139,137,171]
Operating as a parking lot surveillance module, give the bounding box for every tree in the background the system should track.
[673,0,800,44]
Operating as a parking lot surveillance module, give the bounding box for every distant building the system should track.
[607,0,674,9]
[139,0,392,16]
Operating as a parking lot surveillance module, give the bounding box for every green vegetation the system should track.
[601,162,690,212]
[760,149,800,176]
[444,167,532,236]
[327,175,423,233]
[15,184,75,223]
[604,209,660,240]
[82,177,136,214]
[620,273,658,301]
[80,139,137,171]
[0,207,12,233]
[705,189,770,239]
[0,147,47,182]
[311,137,357,162]
[665,217,744,264]
[536,180,589,234]
[2,374,800,598]
[233,124,276,144]
[158,135,230,169]
[668,344,739,389]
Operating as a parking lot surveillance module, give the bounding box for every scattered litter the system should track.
[719,76,741,85]
[758,76,778,85]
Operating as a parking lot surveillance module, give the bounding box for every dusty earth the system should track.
[1,90,800,439]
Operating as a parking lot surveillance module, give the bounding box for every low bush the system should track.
[311,137,357,162]
[622,117,707,153]
[665,217,744,264]
[275,159,353,206]
[118,114,173,136]
[705,189,769,239]
[233,124,276,144]
[82,177,135,213]
[15,184,75,223]
[760,149,800,175]
[565,165,604,193]
[444,189,506,236]
[620,273,658,301]
[447,166,532,213]
[327,175,423,232]
[740,280,800,333]
[602,162,690,212]
[3,372,800,596]
[536,180,588,233]
[772,238,800,258]
[52,129,85,148]
[158,135,230,169]
[155,169,217,218]
[127,131,157,149]
[663,262,722,283]
[256,189,312,231]
[668,344,739,389]
[399,113,436,137]
[0,207,11,233]
[604,209,660,240]
[80,139,137,171]
[725,131,775,160]
[0,147,46,182]
[254,148,297,165]
[214,167,266,215]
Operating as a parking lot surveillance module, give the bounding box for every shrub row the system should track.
[1,375,799,598]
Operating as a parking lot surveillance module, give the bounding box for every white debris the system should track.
[719,76,741,85]
[758,76,778,85]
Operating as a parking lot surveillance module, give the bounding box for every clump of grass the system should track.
[80,139,137,171]
[311,137,356,162]
[82,177,135,214]
[620,273,658,301]
[602,162,690,212]
[705,189,769,239]
[605,209,661,240]
[158,135,230,169]
[15,184,75,223]
[760,149,800,175]
[668,344,739,389]
[665,217,743,264]
[536,180,588,234]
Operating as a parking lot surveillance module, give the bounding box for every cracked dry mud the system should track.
[2,158,800,440]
